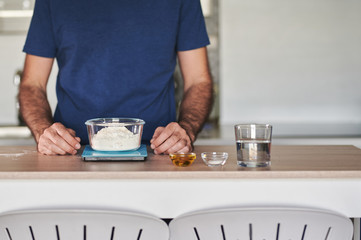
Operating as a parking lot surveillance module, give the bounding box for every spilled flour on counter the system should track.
[0,150,37,160]
[91,126,139,151]
[0,153,25,158]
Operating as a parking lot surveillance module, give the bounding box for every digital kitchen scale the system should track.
[82,144,147,161]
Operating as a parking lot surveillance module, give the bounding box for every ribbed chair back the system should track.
[169,206,353,240]
[0,209,169,240]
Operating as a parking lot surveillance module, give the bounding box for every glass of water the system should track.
[234,124,272,167]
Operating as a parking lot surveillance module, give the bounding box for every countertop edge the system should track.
[1,171,361,180]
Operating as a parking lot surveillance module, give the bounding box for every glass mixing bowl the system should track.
[85,118,145,151]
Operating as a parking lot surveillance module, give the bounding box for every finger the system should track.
[38,136,67,155]
[67,128,78,139]
[68,129,81,144]
[154,132,182,154]
[47,133,78,155]
[42,125,78,155]
[151,124,177,149]
[67,128,75,136]
[177,145,190,154]
[47,142,68,155]
[53,123,81,149]
[38,145,56,155]
[150,127,165,144]
[164,138,189,154]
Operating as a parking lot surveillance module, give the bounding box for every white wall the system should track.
[0,34,26,124]
[0,34,57,125]
[220,0,361,135]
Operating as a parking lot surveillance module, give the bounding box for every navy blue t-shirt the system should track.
[23,0,209,144]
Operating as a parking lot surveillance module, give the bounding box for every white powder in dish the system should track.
[91,126,139,151]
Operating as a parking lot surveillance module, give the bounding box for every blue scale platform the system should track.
[81,144,147,161]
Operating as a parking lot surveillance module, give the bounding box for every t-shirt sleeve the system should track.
[23,0,57,58]
[176,0,210,51]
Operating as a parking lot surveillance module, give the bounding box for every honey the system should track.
[169,153,196,167]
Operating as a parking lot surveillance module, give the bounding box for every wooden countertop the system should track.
[1,145,361,179]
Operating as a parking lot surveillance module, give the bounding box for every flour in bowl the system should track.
[91,126,139,151]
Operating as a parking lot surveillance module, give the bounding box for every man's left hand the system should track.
[150,122,193,154]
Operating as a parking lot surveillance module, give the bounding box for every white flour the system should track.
[91,126,139,151]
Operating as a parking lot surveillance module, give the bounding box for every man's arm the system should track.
[19,54,81,155]
[150,47,213,154]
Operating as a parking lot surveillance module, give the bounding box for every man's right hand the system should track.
[37,122,81,155]
[19,55,80,156]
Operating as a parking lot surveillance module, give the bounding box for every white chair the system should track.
[169,206,353,240]
[0,209,169,240]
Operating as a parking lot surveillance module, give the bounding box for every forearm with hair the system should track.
[19,84,54,142]
[178,80,213,143]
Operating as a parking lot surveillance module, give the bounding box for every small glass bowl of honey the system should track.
[169,153,196,167]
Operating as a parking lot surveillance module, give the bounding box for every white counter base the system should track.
[1,178,361,219]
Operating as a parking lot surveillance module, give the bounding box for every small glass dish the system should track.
[201,152,228,167]
[169,153,196,167]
